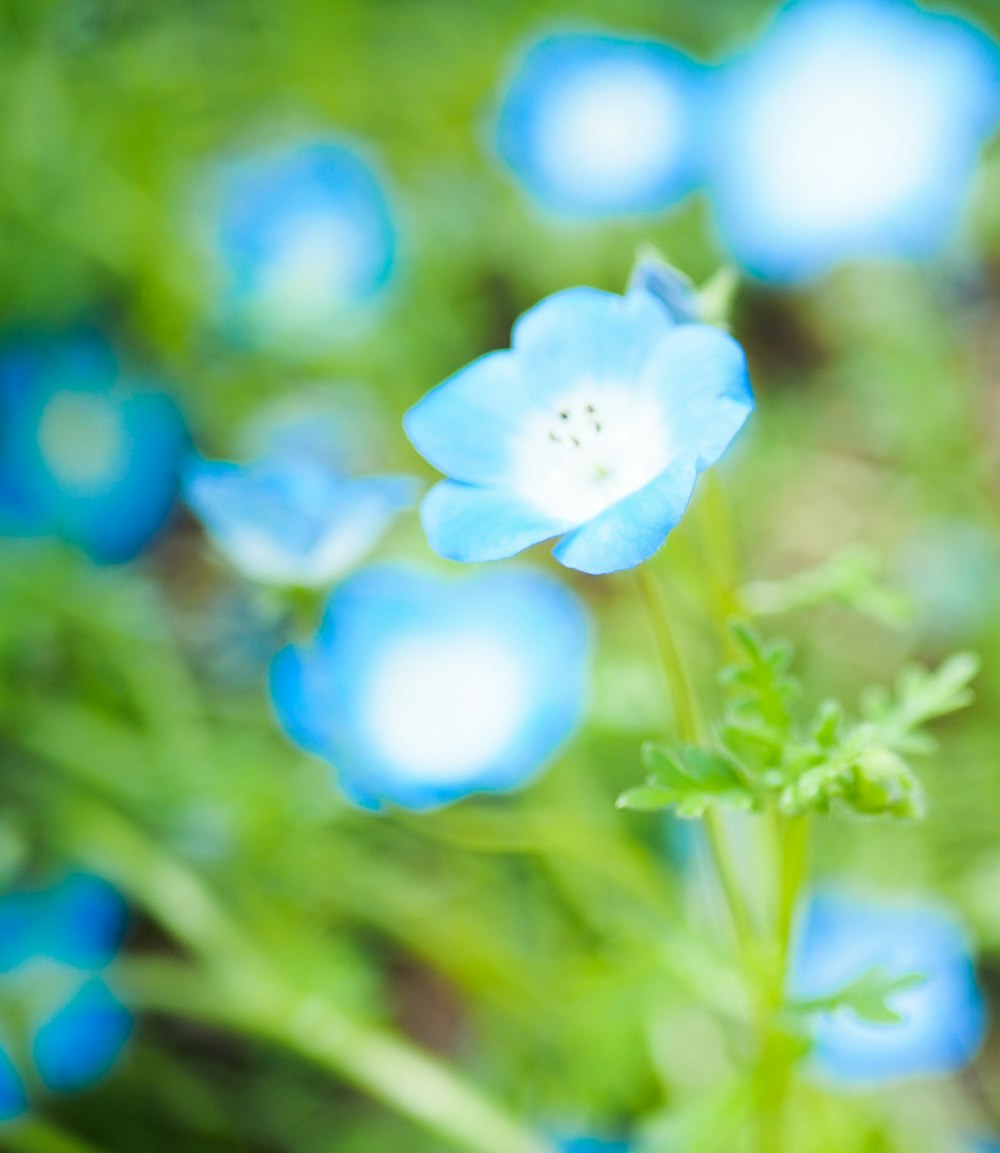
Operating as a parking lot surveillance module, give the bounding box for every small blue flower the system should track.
[0,874,131,1116]
[558,1138,630,1153]
[496,32,705,217]
[791,892,986,1083]
[708,0,1000,282]
[184,450,417,588]
[270,564,589,810]
[626,256,701,324]
[404,285,752,575]
[0,331,186,563]
[208,138,397,346]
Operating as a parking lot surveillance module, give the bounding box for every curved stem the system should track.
[0,1119,107,1153]
[634,567,700,744]
[65,803,554,1153]
[634,566,756,954]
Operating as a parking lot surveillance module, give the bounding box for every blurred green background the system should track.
[3,1,1000,1151]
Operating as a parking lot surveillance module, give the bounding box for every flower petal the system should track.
[644,324,752,469]
[0,1049,25,1121]
[269,645,335,757]
[33,979,131,1092]
[403,351,530,485]
[512,286,675,399]
[420,480,572,563]
[552,457,697,574]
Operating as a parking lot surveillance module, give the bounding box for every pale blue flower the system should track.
[0,331,186,563]
[184,450,417,587]
[496,32,705,217]
[0,873,131,1116]
[791,892,986,1083]
[708,0,1000,282]
[270,564,589,810]
[209,138,397,345]
[404,285,752,575]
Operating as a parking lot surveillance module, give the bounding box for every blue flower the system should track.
[707,0,1000,282]
[270,564,589,810]
[791,892,986,1083]
[558,1138,630,1153]
[208,138,397,346]
[404,285,752,575]
[184,450,417,588]
[0,331,187,563]
[0,873,131,1117]
[496,32,705,217]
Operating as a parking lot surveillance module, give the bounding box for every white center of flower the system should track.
[363,631,528,784]
[536,62,683,202]
[512,381,673,523]
[747,42,943,232]
[36,391,129,493]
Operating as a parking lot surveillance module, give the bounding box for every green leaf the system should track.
[616,785,681,812]
[791,968,926,1025]
[634,741,760,818]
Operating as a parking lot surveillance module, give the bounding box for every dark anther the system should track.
[559,410,569,420]
[570,436,581,447]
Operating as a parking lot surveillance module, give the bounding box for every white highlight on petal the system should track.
[254,211,371,329]
[743,37,947,234]
[535,62,683,203]
[36,392,129,493]
[363,631,528,784]
[214,512,389,588]
[511,379,673,523]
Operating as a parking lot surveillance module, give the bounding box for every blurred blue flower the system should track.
[496,32,705,217]
[791,891,986,1083]
[0,873,131,1116]
[270,564,589,810]
[559,1138,630,1153]
[0,331,186,563]
[404,285,752,575]
[210,138,397,345]
[184,450,417,588]
[708,0,1000,282]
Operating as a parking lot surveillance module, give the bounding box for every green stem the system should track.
[122,958,551,1153]
[0,1119,107,1153]
[775,814,810,974]
[634,567,756,955]
[64,803,554,1153]
[634,567,700,744]
[753,812,811,1153]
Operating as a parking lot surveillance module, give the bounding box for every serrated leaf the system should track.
[640,742,688,787]
[791,967,926,1025]
[616,784,680,812]
[811,700,843,748]
[679,746,744,790]
[719,721,784,770]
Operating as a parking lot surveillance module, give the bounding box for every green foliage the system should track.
[789,967,927,1026]
[741,546,911,626]
[619,625,978,822]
